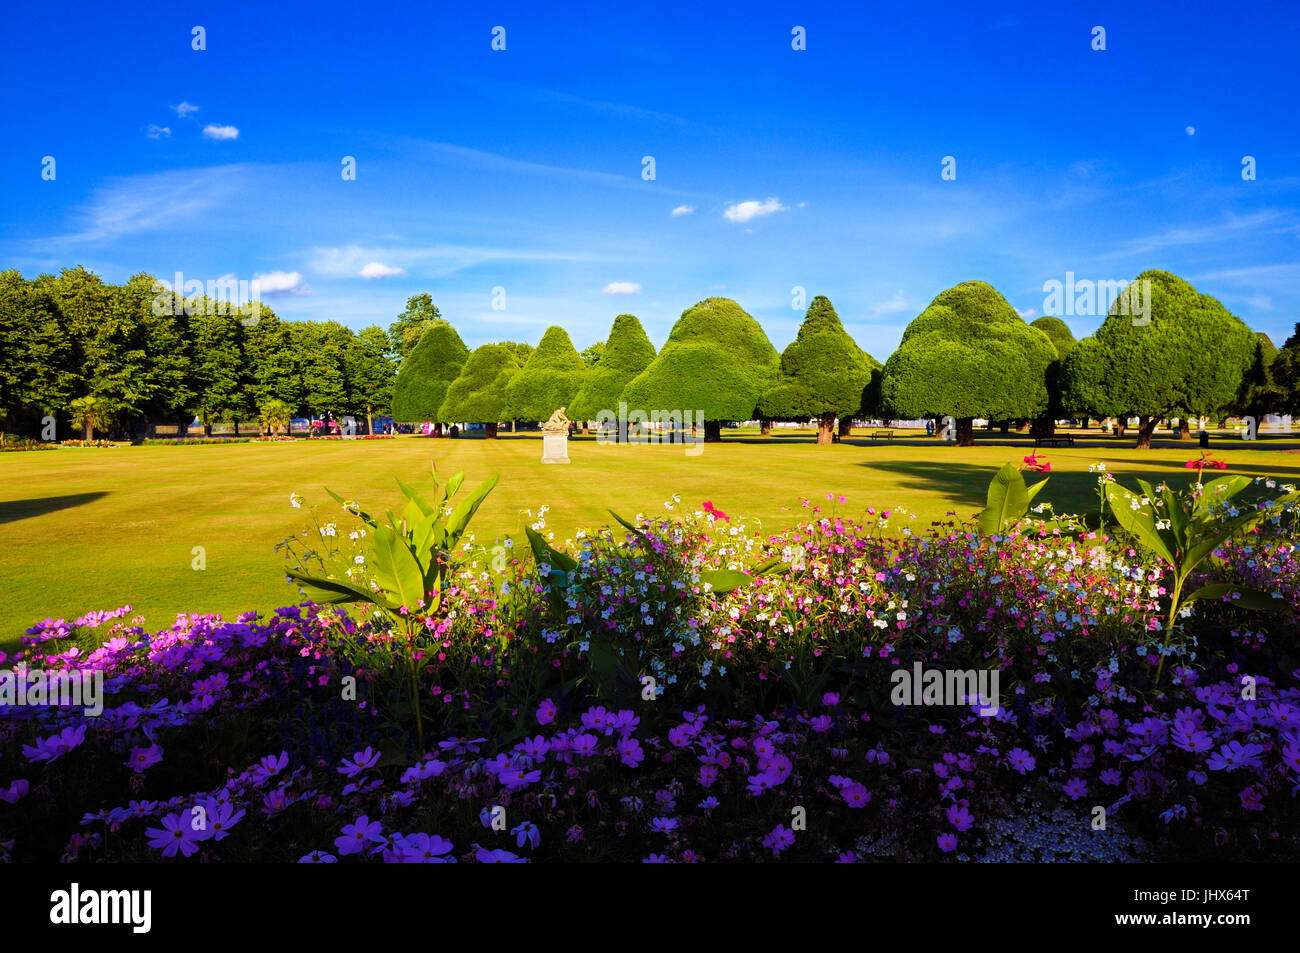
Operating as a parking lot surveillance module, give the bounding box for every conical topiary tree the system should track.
[1061,271,1256,449]
[620,297,780,442]
[759,296,877,444]
[392,320,469,432]
[503,326,587,424]
[438,344,520,439]
[568,314,657,427]
[879,281,1057,446]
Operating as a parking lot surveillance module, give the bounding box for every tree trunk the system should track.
[1031,415,1055,437]
[486,422,498,440]
[84,420,93,441]
[704,420,722,443]
[1135,415,1157,449]
[760,419,772,436]
[816,414,834,445]
[1178,420,1192,440]
[999,421,1010,434]
[838,417,852,438]
[956,417,975,446]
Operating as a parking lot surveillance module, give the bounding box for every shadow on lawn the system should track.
[0,492,109,524]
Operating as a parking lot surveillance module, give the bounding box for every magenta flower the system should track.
[125,744,164,773]
[762,824,795,855]
[22,725,87,763]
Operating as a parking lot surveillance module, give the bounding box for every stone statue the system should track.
[542,407,570,432]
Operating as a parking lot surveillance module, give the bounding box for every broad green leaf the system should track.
[286,570,383,608]
[446,471,465,500]
[1025,478,1050,504]
[1105,483,1175,565]
[446,473,499,538]
[326,487,376,527]
[370,525,427,610]
[396,478,434,516]
[525,526,578,573]
[608,509,654,547]
[978,463,1029,535]
[698,569,753,594]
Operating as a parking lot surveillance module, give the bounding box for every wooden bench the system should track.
[152,425,179,436]
[1034,435,1074,447]
[870,430,895,442]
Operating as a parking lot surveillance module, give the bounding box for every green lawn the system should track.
[3,429,1298,649]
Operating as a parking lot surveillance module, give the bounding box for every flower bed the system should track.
[3,464,1299,863]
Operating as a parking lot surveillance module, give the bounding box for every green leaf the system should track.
[369,525,427,610]
[1184,582,1284,611]
[396,478,434,516]
[698,569,753,594]
[608,509,654,547]
[445,471,465,500]
[978,463,1029,535]
[1104,483,1175,565]
[525,526,577,573]
[326,487,376,527]
[1025,478,1050,504]
[446,473,499,539]
[285,570,383,608]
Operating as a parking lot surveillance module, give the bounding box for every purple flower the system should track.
[401,833,455,862]
[145,813,204,858]
[299,851,338,863]
[762,824,795,855]
[937,833,958,853]
[1062,778,1088,801]
[475,845,527,863]
[512,822,540,850]
[338,746,382,777]
[22,725,87,763]
[617,738,644,768]
[125,744,164,773]
[536,699,557,725]
[840,783,871,808]
[1007,748,1036,774]
[1207,741,1266,772]
[0,780,29,804]
[335,815,385,856]
[945,803,974,831]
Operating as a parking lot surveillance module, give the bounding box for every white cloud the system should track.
[671,205,695,216]
[724,197,788,223]
[1018,307,1038,319]
[203,124,240,141]
[254,271,309,295]
[1185,126,1195,136]
[172,101,199,118]
[359,261,405,279]
[146,125,171,139]
[602,282,641,295]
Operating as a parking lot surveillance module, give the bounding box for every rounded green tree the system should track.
[392,320,469,430]
[503,326,587,424]
[568,314,657,424]
[759,295,877,443]
[620,297,780,442]
[438,344,520,439]
[879,281,1056,445]
[1061,271,1256,448]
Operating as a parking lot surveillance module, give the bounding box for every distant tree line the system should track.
[3,266,1296,447]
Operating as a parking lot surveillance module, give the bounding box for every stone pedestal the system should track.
[541,431,570,464]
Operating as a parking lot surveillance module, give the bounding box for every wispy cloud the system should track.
[1089,211,1290,260]
[309,243,614,279]
[146,125,171,139]
[868,289,911,317]
[724,198,788,223]
[172,101,199,118]
[35,166,248,245]
[671,205,694,216]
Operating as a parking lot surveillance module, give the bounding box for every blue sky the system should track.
[2,0,1298,359]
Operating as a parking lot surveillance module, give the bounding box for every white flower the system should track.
[289,493,302,508]
[353,555,365,565]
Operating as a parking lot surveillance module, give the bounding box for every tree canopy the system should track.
[392,320,469,422]
[879,281,1056,442]
[503,326,587,422]
[620,297,779,438]
[438,344,520,429]
[1061,270,1256,446]
[759,296,877,442]
[568,314,657,421]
